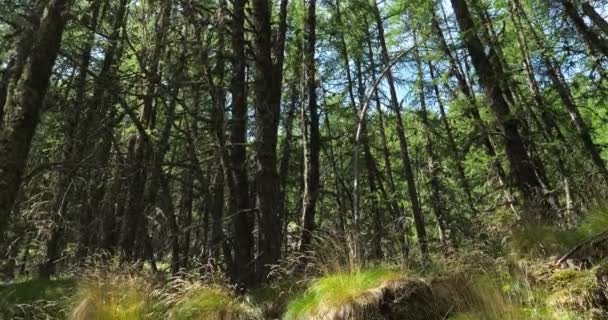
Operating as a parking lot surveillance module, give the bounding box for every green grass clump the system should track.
[168,283,261,320]
[283,267,403,320]
[69,272,164,320]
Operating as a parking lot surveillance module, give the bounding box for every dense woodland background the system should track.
[2,0,608,298]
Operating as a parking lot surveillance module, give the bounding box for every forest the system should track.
[2,0,608,318]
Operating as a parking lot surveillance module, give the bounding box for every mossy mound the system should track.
[283,268,446,320]
[545,261,608,317]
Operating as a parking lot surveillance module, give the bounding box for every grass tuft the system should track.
[69,271,163,320]
[166,280,261,320]
[283,267,406,320]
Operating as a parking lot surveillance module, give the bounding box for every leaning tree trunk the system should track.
[430,4,518,215]
[560,0,608,59]
[581,1,608,37]
[0,0,71,238]
[515,0,608,184]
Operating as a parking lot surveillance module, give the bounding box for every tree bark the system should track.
[252,0,282,280]
[515,0,608,183]
[0,0,71,238]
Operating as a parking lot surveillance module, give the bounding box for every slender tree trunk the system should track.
[372,2,427,255]
[299,0,319,253]
[363,33,400,219]
[431,4,517,215]
[413,36,450,247]
[121,0,171,258]
[278,80,298,253]
[428,63,475,215]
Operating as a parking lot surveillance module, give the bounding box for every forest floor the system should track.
[1,254,607,319]
[3,213,608,320]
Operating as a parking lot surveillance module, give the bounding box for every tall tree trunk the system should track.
[0,0,71,238]
[413,35,450,247]
[299,0,319,253]
[278,79,298,254]
[363,31,401,221]
[252,0,282,281]
[372,2,427,255]
[228,0,255,287]
[430,4,517,215]
[121,0,171,258]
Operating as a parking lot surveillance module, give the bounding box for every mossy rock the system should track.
[378,278,446,320]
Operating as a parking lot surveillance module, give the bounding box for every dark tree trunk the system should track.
[582,2,608,37]
[430,4,517,214]
[299,0,320,253]
[0,0,71,238]
[515,0,608,183]
[228,0,255,287]
[278,80,298,253]
[121,0,171,258]
[252,0,283,281]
